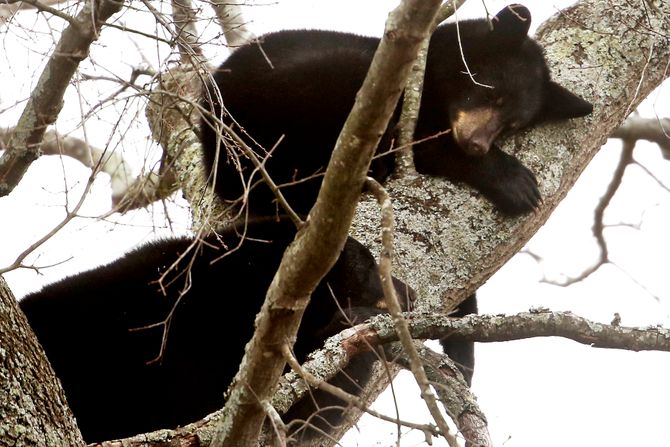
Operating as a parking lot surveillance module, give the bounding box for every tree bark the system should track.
[345,0,670,438]
[0,277,84,446]
[353,0,670,313]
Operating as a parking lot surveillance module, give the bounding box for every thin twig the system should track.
[365,177,459,447]
[281,343,444,439]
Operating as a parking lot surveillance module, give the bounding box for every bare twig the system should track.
[0,0,75,26]
[610,116,670,156]
[281,343,444,440]
[387,342,492,447]
[365,177,458,447]
[591,139,634,259]
[540,139,634,286]
[140,0,203,65]
[0,152,100,276]
[201,107,303,225]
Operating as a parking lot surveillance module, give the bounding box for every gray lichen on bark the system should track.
[353,0,670,315]
[0,278,84,447]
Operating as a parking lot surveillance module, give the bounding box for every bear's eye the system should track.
[495,97,504,107]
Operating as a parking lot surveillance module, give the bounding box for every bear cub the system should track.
[20,218,415,443]
[200,4,592,218]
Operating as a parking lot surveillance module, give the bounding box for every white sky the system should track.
[1,1,670,446]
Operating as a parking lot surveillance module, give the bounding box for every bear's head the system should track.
[428,4,593,157]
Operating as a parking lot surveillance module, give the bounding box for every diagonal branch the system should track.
[1,0,76,25]
[387,342,492,447]
[208,1,255,48]
[170,0,203,62]
[210,1,444,445]
[0,0,124,197]
[394,0,467,175]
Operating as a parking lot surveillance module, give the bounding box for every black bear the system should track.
[440,293,478,385]
[200,4,592,218]
[20,218,415,443]
[200,3,590,396]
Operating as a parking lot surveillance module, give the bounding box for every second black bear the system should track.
[200,4,592,217]
[20,218,415,443]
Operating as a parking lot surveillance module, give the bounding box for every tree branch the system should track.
[0,0,124,197]
[375,310,670,352]
[211,1,444,445]
[387,342,492,447]
[208,1,255,49]
[394,0,467,176]
[0,278,85,445]
[352,0,670,324]
[87,305,668,447]
[611,115,670,158]
[170,0,203,62]
[0,0,64,26]
[1,0,76,25]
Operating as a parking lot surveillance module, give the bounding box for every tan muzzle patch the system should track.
[451,108,503,156]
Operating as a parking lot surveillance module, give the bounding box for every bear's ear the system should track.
[539,81,593,122]
[490,4,532,45]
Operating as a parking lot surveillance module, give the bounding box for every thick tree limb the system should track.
[0,278,85,446]
[0,0,124,197]
[352,0,670,319]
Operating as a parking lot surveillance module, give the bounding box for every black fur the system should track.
[20,219,414,443]
[200,4,592,217]
[440,294,479,386]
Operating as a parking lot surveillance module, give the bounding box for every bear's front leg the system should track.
[414,141,541,215]
[465,146,541,215]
